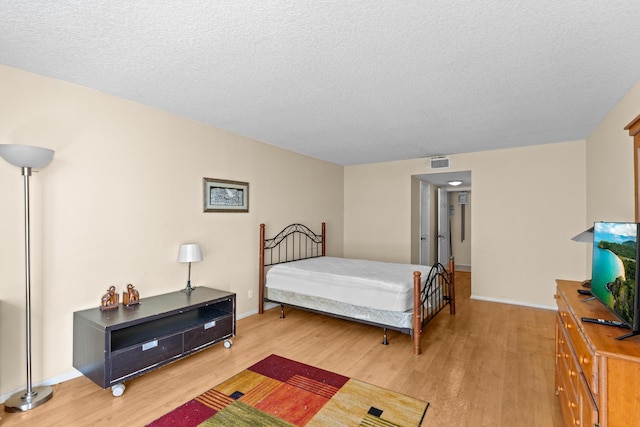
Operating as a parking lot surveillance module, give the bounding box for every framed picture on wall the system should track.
[203,178,249,212]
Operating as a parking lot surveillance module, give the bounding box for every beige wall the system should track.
[0,66,344,396]
[583,80,640,277]
[345,140,587,309]
[586,80,640,225]
[344,159,417,263]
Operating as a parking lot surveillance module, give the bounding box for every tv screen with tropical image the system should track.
[591,222,640,338]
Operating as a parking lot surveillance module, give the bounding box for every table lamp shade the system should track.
[178,244,203,263]
[571,227,594,243]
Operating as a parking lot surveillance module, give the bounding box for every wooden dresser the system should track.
[555,280,640,427]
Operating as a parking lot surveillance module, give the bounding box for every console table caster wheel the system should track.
[224,339,232,348]
[112,383,126,397]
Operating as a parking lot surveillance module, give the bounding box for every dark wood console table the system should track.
[73,287,235,396]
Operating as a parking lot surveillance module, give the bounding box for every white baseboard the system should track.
[237,309,257,319]
[1,369,83,403]
[470,295,556,311]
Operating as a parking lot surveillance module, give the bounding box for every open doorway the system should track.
[413,171,471,272]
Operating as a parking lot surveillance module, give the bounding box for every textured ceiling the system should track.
[1,1,640,166]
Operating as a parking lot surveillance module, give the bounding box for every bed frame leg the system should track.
[382,328,389,345]
[280,304,285,319]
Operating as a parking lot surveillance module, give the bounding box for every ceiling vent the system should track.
[429,156,450,169]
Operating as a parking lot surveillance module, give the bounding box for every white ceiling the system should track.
[1,1,640,166]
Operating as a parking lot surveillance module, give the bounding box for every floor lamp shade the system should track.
[0,144,54,168]
[0,144,54,412]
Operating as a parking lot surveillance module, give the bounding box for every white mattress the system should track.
[265,256,431,312]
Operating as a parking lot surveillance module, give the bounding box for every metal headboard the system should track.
[259,222,326,313]
[262,223,325,266]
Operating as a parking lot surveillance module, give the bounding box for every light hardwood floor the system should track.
[1,272,563,426]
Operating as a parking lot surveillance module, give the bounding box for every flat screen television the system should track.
[590,221,640,340]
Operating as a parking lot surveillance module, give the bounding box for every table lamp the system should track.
[178,243,203,293]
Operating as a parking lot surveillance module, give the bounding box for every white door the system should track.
[437,188,450,266]
[419,181,430,265]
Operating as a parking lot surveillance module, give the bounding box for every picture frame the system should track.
[203,178,249,213]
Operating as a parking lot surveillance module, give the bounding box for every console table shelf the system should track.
[73,287,235,395]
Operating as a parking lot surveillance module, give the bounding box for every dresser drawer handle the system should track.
[204,320,216,330]
[142,340,158,351]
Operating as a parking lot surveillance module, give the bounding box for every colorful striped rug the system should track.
[147,354,428,426]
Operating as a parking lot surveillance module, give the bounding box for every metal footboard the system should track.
[420,260,454,327]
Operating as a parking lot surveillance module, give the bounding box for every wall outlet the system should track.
[248,290,253,299]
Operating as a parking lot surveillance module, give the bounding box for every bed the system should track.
[258,222,455,355]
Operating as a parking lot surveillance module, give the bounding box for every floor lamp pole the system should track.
[23,167,34,397]
[4,167,53,412]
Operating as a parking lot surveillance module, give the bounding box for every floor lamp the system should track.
[0,144,55,412]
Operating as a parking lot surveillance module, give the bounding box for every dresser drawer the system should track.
[571,326,596,393]
[557,358,579,427]
[110,334,182,382]
[557,292,597,393]
[557,320,579,394]
[577,372,598,427]
[184,314,233,352]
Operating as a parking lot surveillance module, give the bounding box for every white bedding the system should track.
[265,256,431,312]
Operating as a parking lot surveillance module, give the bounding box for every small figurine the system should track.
[100,285,119,310]
[123,283,140,306]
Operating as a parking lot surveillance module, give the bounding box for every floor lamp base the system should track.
[4,385,53,412]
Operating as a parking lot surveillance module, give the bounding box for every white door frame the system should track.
[437,187,450,266]
[419,181,430,265]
